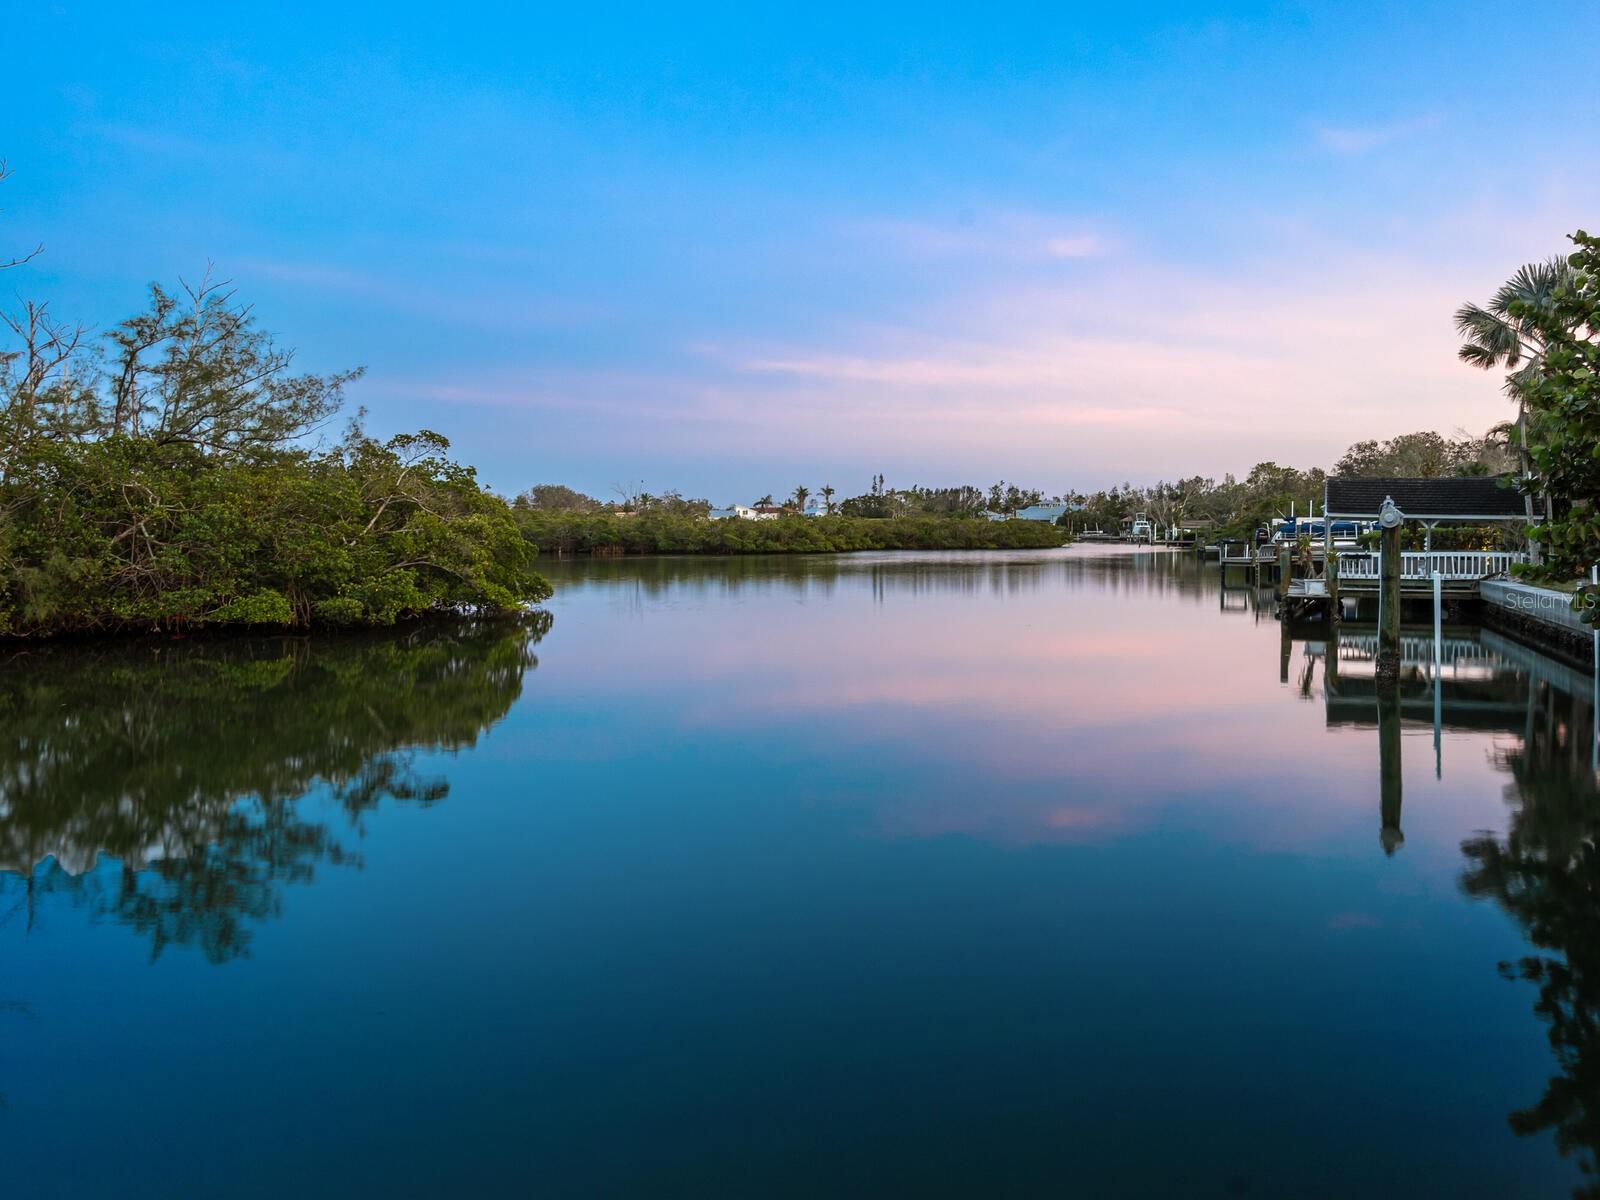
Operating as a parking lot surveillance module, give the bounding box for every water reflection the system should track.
[1280,613,1600,1192]
[540,545,1218,607]
[0,616,547,961]
[9,548,1600,1193]
[1460,672,1600,1196]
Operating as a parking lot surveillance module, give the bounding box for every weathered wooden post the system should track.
[1327,550,1340,626]
[1278,546,1291,601]
[1376,497,1403,687]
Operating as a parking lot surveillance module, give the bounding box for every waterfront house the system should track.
[1322,476,1529,550]
[708,505,781,520]
[1014,503,1072,523]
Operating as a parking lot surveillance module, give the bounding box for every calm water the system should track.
[4,546,1598,1197]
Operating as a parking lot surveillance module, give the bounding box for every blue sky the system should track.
[4,2,1596,502]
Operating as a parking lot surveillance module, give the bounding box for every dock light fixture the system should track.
[1378,497,1404,530]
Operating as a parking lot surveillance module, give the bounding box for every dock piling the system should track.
[1327,550,1340,625]
[1376,513,1401,686]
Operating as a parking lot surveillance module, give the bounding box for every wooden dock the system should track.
[1280,550,1527,619]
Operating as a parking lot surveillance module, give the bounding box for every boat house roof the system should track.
[1014,503,1070,522]
[1323,476,1529,522]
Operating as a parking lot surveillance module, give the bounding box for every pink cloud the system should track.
[378,186,1597,487]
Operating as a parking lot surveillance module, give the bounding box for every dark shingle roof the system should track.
[1323,475,1529,520]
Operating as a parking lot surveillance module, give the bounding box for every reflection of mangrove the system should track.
[0,615,548,962]
[1461,679,1600,1197]
[541,547,1229,604]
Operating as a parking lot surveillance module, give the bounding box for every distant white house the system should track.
[708,504,783,521]
[982,502,1079,523]
[801,501,831,518]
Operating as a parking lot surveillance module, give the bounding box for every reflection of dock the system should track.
[1281,617,1600,857]
[1300,628,1540,729]
[1287,624,1597,740]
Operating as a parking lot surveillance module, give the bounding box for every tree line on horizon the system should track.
[1063,426,1517,540]
[514,476,1055,519]
[513,425,1515,543]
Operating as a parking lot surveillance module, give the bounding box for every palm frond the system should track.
[1454,303,1525,367]
[1457,342,1501,369]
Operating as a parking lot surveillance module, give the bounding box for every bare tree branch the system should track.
[0,160,42,271]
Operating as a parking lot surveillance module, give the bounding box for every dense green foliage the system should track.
[1510,232,1600,601]
[514,482,607,512]
[515,483,710,517]
[837,475,1044,518]
[514,509,1068,555]
[1333,429,1515,478]
[0,617,547,960]
[0,279,550,636]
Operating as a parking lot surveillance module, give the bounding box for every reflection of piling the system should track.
[1376,524,1401,686]
[1328,550,1341,625]
[1378,685,1404,855]
[1280,615,1292,683]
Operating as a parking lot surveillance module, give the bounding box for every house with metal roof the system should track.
[1323,476,1530,524]
[1013,503,1074,523]
[1321,474,1532,556]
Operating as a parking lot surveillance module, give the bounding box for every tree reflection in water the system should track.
[1463,682,1600,1197]
[0,614,548,963]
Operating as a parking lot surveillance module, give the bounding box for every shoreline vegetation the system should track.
[0,273,552,639]
[514,510,1069,556]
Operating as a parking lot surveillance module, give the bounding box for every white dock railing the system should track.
[1335,551,1526,581]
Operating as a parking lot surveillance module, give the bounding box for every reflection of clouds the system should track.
[533,553,1552,854]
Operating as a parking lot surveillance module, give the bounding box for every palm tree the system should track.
[791,485,811,513]
[820,484,836,515]
[1455,258,1576,394]
[754,493,775,507]
[1456,257,1581,558]
[1457,263,1578,442]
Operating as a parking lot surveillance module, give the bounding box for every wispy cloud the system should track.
[230,255,608,331]
[1315,113,1443,154]
[364,184,1597,492]
[848,210,1110,263]
[1043,235,1102,259]
[391,255,1496,484]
